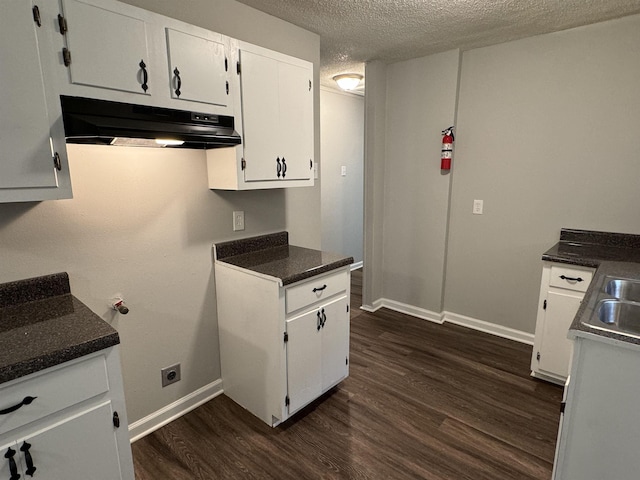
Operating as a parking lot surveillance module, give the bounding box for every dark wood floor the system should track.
[133,269,562,479]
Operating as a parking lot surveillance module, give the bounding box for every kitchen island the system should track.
[214,232,353,426]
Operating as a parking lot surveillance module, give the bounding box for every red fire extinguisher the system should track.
[441,126,454,170]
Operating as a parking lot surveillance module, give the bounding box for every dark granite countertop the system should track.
[214,232,354,285]
[541,229,640,346]
[0,273,120,384]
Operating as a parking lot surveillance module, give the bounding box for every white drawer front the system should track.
[0,354,109,435]
[286,270,348,314]
[549,265,594,292]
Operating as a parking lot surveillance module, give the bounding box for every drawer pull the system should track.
[313,285,327,293]
[560,275,583,283]
[4,447,20,480]
[20,442,36,477]
[0,396,37,415]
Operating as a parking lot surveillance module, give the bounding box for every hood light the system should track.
[155,139,185,146]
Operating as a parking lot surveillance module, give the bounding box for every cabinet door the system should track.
[19,401,123,480]
[61,0,150,95]
[278,61,313,181]
[239,49,281,182]
[0,0,59,190]
[166,28,229,106]
[538,290,582,377]
[286,309,323,413]
[320,296,350,391]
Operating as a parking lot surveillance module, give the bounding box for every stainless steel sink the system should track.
[588,299,640,338]
[605,278,640,302]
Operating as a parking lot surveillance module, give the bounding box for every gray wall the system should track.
[445,14,640,333]
[382,51,460,313]
[320,88,364,263]
[365,13,640,334]
[0,0,320,424]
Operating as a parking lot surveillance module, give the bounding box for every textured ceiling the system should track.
[235,0,640,92]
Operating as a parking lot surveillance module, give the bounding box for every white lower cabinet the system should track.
[215,263,350,426]
[0,347,134,479]
[531,263,594,384]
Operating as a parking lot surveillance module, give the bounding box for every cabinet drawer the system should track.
[549,265,594,292]
[286,269,348,314]
[0,354,109,435]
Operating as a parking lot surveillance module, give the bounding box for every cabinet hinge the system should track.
[284,332,288,343]
[285,396,290,407]
[225,57,228,72]
[57,14,68,34]
[32,5,42,27]
[53,152,62,171]
[112,411,120,428]
[543,299,547,310]
[241,158,246,170]
[536,352,541,361]
[226,81,229,95]
[62,47,71,67]
[237,61,241,75]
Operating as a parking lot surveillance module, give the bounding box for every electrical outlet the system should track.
[233,210,245,231]
[161,363,181,387]
[473,199,484,215]
[341,165,347,176]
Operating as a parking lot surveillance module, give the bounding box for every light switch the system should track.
[341,166,347,176]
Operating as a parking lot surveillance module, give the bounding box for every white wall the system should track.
[0,0,320,426]
[320,88,364,263]
[365,13,640,335]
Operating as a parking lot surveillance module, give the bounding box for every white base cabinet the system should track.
[553,337,640,480]
[215,263,350,426]
[531,262,594,384]
[0,347,134,479]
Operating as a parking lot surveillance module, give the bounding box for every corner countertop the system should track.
[542,229,640,346]
[0,273,119,385]
[214,232,354,285]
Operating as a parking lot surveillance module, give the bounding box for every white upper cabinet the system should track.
[207,41,315,190]
[165,28,229,107]
[60,0,150,95]
[0,0,72,202]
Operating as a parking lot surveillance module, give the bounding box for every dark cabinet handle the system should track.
[173,67,182,96]
[560,275,583,282]
[276,157,282,178]
[139,60,148,92]
[317,311,321,331]
[321,309,327,328]
[53,152,62,171]
[4,448,20,480]
[20,442,36,477]
[281,158,287,178]
[312,285,327,293]
[0,396,37,415]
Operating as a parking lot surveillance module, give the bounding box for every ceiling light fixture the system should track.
[333,73,363,91]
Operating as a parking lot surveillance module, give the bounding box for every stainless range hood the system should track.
[60,95,241,149]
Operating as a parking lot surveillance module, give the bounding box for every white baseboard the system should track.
[361,298,444,324]
[350,261,363,271]
[363,298,533,345]
[442,311,534,345]
[129,379,223,443]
